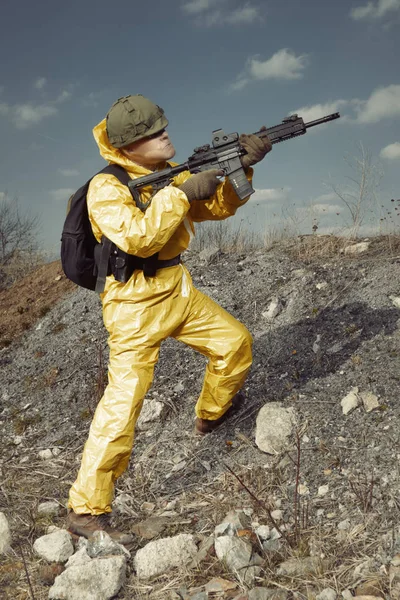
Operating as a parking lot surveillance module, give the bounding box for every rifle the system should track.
[128,112,340,211]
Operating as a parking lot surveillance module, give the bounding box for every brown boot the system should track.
[194,392,244,436]
[66,511,134,545]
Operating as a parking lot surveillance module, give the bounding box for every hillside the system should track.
[1,235,400,600]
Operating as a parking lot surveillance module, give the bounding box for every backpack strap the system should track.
[93,165,132,293]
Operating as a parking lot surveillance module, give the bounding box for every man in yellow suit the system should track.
[67,95,272,543]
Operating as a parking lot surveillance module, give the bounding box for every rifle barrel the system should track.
[304,112,340,129]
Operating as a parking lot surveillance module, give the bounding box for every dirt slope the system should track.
[1,236,400,599]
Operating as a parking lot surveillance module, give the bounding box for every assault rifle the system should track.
[128,112,340,211]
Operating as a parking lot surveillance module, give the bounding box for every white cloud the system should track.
[249,187,291,204]
[380,141,400,159]
[49,188,76,202]
[350,0,400,20]
[290,85,400,126]
[231,49,308,90]
[12,104,58,129]
[0,192,6,201]
[290,100,349,124]
[34,77,47,90]
[354,84,400,123]
[55,90,72,103]
[0,103,9,116]
[58,168,80,176]
[226,4,260,24]
[182,0,261,26]
[182,0,221,14]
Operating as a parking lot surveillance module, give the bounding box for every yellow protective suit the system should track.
[68,119,254,515]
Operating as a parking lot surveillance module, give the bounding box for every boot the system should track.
[194,392,244,436]
[66,511,134,545]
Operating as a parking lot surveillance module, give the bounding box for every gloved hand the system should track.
[179,169,224,202]
[239,126,272,169]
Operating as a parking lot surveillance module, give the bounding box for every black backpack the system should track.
[61,164,131,293]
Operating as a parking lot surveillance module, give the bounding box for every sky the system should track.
[1,0,400,255]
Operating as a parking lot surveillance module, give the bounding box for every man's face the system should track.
[121,128,176,169]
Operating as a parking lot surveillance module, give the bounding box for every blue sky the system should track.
[1,0,400,253]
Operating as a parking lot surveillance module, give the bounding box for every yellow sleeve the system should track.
[172,168,254,222]
[87,173,190,258]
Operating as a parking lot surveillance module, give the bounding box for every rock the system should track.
[65,547,92,567]
[33,529,74,563]
[38,448,53,460]
[134,533,198,578]
[341,387,360,415]
[37,501,60,517]
[132,515,172,540]
[316,589,336,600]
[254,525,270,541]
[390,296,400,309]
[262,298,282,320]
[318,485,329,497]
[360,391,380,413]
[316,282,328,290]
[199,245,220,264]
[261,527,282,552]
[0,512,11,554]
[215,535,252,571]
[271,510,283,521]
[337,519,350,530]
[136,398,166,430]
[343,242,370,255]
[49,555,126,600]
[87,530,130,558]
[215,510,252,537]
[255,403,296,454]
[277,556,325,577]
[355,579,382,596]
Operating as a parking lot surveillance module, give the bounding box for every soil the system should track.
[1,235,400,599]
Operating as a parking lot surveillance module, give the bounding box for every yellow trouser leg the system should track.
[68,346,159,515]
[173,287,253,420]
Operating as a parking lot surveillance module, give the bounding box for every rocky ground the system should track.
[1,234,400,600]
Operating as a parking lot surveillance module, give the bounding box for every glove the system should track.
[239,126,272,169]
[179,169,224,202]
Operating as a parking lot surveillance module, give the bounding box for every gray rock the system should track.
[199,246,220,264]
[136,398,166,430]
[277,556,325,577]
[37,501,60,517]
[134,533,198,578]
[214,535,252,571]
[390,295,400,309]
[262,298,282,320]
[33,530,74,563]
[255,403,296,454]
[0,512,11,554]
[316,588,337,600]
[214,509,252,537]
[341,387,360,415]
[360,390,380,412]
[344,241,370,255]
[65,547,92,568]
[49,555,126,600]
[87,530,130,558]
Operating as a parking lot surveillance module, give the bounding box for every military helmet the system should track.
[106,94,169,148]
